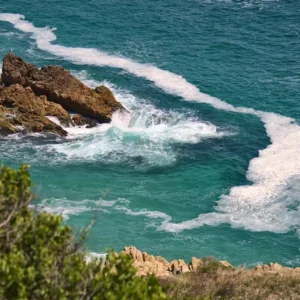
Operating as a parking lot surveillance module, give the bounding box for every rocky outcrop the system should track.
[253,262,300,273]
[121,247,300,278]
[2,53,124,123]
[121,246,234,277]
[0,84,68,136]
[1,53,38,86]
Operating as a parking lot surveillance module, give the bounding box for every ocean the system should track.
[0,0,299,267]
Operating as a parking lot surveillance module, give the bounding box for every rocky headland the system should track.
[0,53,124,136]
[121,246,300,277]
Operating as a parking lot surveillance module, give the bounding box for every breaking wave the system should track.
[43,74,227,167]
[1,13,300,234]
[34,198,116,220]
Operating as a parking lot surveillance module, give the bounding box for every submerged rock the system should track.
[2,53,124,124]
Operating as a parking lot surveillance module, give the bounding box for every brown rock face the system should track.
[121,246,236,278]
[1,54,38,86]
[189,257,203,271]
[0,116,17,135]
[0,84,68,136]
[2,53,124,123]
[121,247,300,280]
[169,259,190,274]
[71,114,97,128]
[122,247,170,277]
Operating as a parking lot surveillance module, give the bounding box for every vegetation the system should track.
[1,164,300,300]
[160,258,300,300]
[0,165,166,300]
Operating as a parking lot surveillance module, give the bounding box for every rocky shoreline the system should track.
[0,53,125,136]
[121,246,300,277]
[2,53,300,281]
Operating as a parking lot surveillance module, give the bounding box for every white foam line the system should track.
[1,13,300,234]
[0,13,238,112]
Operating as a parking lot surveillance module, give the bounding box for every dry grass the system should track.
[160,260,300,300]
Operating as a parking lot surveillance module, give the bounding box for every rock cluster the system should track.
[0,53,124,136]
[121,246,300,278]
[254,262,300,273]
[121,246,233,277]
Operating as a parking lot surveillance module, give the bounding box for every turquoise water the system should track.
[0,0,300,267]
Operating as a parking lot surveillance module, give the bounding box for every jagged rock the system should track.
[2,53,124,123]
[254,264,263,271]
[0,84,68,136]
[189,257,203,271]
[1,54,38,86]
[72,114,97,128]
[123,246,144,263]
[0,116,17,135]
[269,262,283,271]
[254,262,291,273]
[169,259,190,274]
[122,247,205,277]
[121,247,300,279]
[122,246,170,277]
[219,260,234,269]
[122,247,205,276]
[16,114,67,136]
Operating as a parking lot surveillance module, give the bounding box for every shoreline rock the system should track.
[121,246,233,277]
[121,246,300,277]
[0,84,68,136]
[0,53,125,136]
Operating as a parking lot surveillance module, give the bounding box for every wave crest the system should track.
[1,13,300,235]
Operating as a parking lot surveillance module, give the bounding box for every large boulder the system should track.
[0,84,68,136]
[1,53,38,86]
[2,53,124,123]
[121,246,170,277]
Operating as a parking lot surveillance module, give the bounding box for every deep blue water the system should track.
[0,0,300,267]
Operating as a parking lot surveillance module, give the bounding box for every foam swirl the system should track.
[1,13,300,234]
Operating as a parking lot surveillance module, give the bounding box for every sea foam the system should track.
[1,13,300,234]
[35,198,116,220]
[45,74,225,167]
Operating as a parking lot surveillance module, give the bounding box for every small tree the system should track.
[0,165,166,300]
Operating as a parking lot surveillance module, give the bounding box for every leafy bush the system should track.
[198,257,228,274]
[0,165,166,300]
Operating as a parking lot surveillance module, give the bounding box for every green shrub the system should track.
[198,257,228,274]
[0,165,166,300]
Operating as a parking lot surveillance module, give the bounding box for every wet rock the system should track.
[2,53,124,123]
[72,114,97,128]
[2,53,38,86]
[0,84,68,136]
[0,116,17,135]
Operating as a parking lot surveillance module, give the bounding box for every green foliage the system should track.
[198,258,228,274]
[0,165,166,300]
